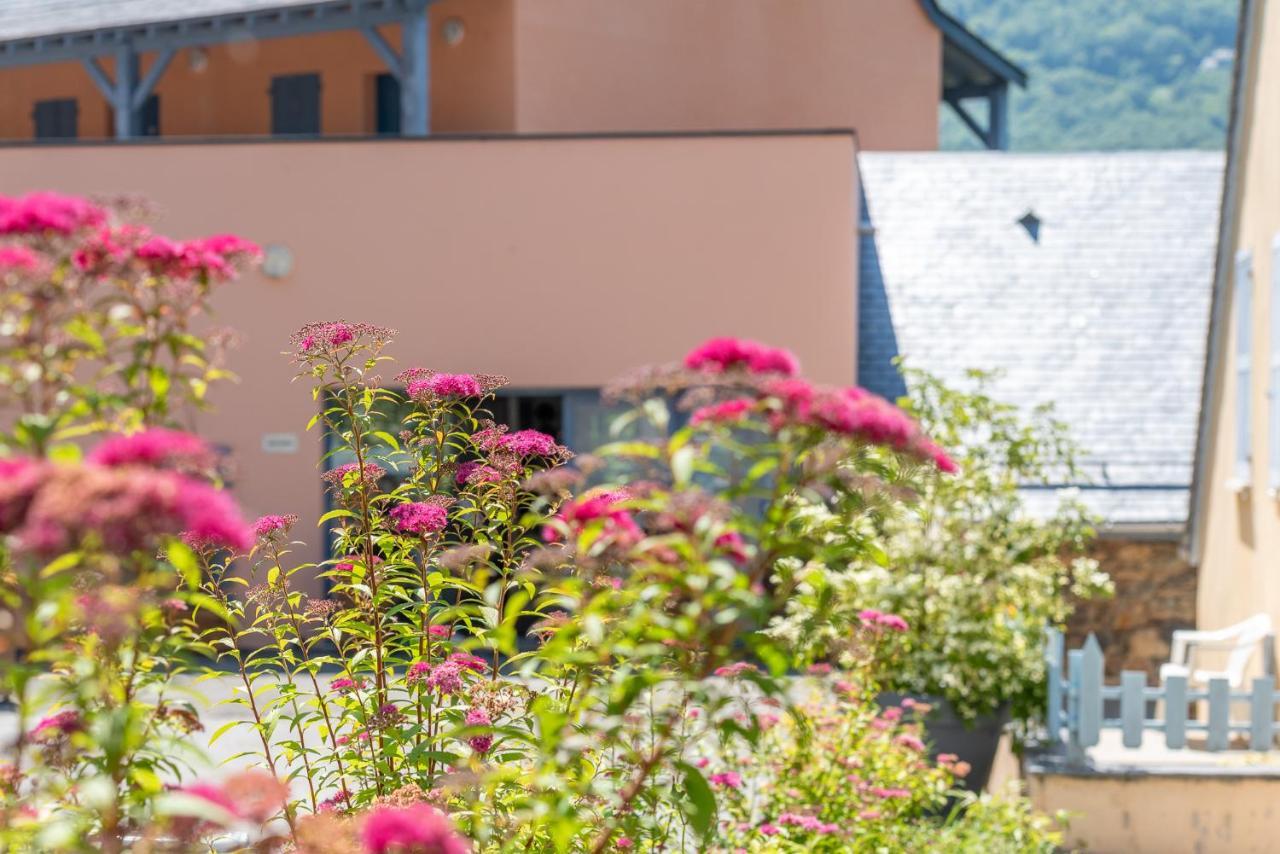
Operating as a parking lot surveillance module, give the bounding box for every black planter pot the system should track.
[877,692,1009,794]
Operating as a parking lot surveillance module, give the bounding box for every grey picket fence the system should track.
[1044,629,1278,755]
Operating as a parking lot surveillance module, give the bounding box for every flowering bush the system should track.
[0,197,1064,852]
[769,367,1112,727]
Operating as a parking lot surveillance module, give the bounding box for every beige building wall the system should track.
[1197,0,1280,648]
[0,0,939,148]
[511,0,941,150]
[0,133,857,592]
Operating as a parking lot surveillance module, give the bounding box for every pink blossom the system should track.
[777,813,840,833]
[426,661,464,694]
[87,428,214,471]
[615,838,634,850]
[447,652,489,673]
[872,787,911,799]
[544,490,642,548]
[360,803,470,854]
[807,663,833,675]
[0,192,106,235]
[323,462,386,488]
[406,662,433,686]
[0,457,46,534]
[713,662,758,679]
[695,757,710,769]
[0,245,45,273]
[330,677,362,694]
[758,824,780,836]
[709,771,743,789]
[292,321,394,356]
[251,514,297,538]
[858,609,909,632]
[684,337,800,376]
[179,782,241,820]
[428,624,450,638]
[713,530,751,564]
[690,398,755,426]
[319,790,351,813]
[407,373,483,398]
[28,710,82,741]
[389,501,448,535]
[497,429,563,458]
[858,810,881,821]
[455,460,501,486]
[895,733,926,752]
[465,707,493,754]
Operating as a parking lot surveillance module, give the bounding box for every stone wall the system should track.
[1066,538,1197,678]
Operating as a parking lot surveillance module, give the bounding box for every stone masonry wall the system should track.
[1066,538,1197,678]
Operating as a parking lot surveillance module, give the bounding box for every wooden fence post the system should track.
[1164,674,1187,749]
[1207,677,1231,751]
[1120,670,1145,748]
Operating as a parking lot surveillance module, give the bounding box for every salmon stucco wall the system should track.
[512,0,942,150]
[1197,0,1280,652]
[0,0,516,140]
[0,132,857,593]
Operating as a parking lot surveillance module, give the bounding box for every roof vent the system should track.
[1017,210,1041,242]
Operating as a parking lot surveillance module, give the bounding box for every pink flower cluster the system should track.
[87,428,215,472]
[251,514,297,539]
[0,192,106,236]
[498,429,563,458]
[709,771,743,789]
[455,460,502,486]
[544,490,642,548]
[684,337,801,376]
[179,769,289,825]
[0,245,45,274]
[28,710,82,741]
[690,397,755,426]
[360,803,470,854]
[415,652,489,694]
[330,677,364,694]
[291,321,395,356]
[323,462,386,488]
[858,609,909,632]
[776,813,841,834]
[1,443,252,555]
[713,662,759,678]
[389,501,449,535]
[465,707,493,754]
[131,233,260,281]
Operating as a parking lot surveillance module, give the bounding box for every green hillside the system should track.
[940,0,1238,151]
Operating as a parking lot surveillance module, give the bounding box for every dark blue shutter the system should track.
[270,73,321,136]
[33,99,78,140]
[140,94,160,137]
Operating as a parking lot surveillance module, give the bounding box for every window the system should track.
[270,73,321,136]
[32,98,77,140]
[374,73,401,135]
[140,94,160,137]
[1235,250,1254,486]
[1271,237,1280,491]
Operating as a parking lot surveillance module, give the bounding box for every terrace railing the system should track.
[1044,629,1278,758]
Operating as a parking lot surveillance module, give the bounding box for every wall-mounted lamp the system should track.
[442,17,466,46]
[261,244,294,279]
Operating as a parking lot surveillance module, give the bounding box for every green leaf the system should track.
[677,761,717,839]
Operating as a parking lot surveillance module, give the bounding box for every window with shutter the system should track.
[270,73,321,136]
[32,98,78,140]
[140,95,160,137]
[1236,250,1254,486]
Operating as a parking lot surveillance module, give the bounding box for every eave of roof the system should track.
[918,0,1028,89]
[1185,0,1260,565]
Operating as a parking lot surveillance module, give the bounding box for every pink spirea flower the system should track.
[858,609,909,632]
[0,192,106,235]
[0,245,45,273]
[497,429,562,458]
[252,514,297,538]
[28,710,82,741]
[389,501,448,535]
[299,322,354,351]
[455,460,501,486]
[777,813,840,833]
[895,733,926,752]
[690,398,755,426]
[684,337,801,376]
[135,235,248,281]
[616,838,634,850]
[180,782,241,819]
[713,530,750,564]
[807,663,833,675]
[330,677,361,694]
[323,462,385,488]
[544,490,642,548]
[406,662,433,686]
[426,661,463,694]
[758,824,780,836]
[427,624,450,638]
[709,771,743,789]
[448,652,489,673]
[407,373,484,398]
[872,787,912,799]
[0,457,46,534]
[713,662,758,679]
[360,803,470,854]
[465,707,493,753]
[87,428,214,471]
[319,790,351,813]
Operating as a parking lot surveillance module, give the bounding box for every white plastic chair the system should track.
[1159,613,1276,688]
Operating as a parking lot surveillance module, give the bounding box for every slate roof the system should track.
[0,0,322,42]
[857,150,1224,530]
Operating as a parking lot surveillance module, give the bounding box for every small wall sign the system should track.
[262,433,300,454]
